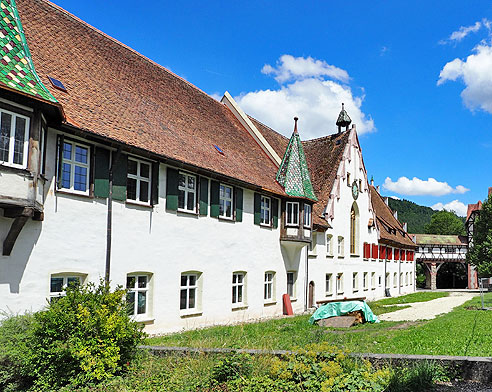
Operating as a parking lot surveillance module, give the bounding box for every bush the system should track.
[211,353,253,383]
[0,280,145,391]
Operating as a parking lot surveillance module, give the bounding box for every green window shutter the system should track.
[235,187,243,222]
[112,153,127,201]
[272,198,279,228]
[94,147,110,198]
[199,177,209,216]
[151,162,159,205]
[254,193,261,225]
[166,167,179,211]
[56,134,64,190]
[210,180,220,217]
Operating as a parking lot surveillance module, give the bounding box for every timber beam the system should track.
[3,215,29,256]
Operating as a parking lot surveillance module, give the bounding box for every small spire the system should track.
[293,117,299,134]
[336,102,352,133]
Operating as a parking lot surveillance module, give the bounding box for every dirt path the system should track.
[378,292,477,322]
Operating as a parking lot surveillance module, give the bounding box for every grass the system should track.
[147,293,492,357]
[374,291,449,305]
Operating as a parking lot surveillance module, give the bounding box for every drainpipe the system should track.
[304,244,308,311]
[384,245,388,297]
[105,150,117,283]
[398,252,401,295]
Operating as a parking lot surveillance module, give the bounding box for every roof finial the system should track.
[336,102,352,133]
[293,117,298,134]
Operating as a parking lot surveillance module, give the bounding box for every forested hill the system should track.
[387,197,435,234]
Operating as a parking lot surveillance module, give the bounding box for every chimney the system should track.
[403,222,408,232]
[393,210,398,220]
[376,185,380,193]
[370,176,374,186]
[384,197,389,206]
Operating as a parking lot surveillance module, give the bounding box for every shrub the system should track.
[211,352,253,383]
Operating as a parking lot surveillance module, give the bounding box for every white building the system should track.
[0,0,416,333]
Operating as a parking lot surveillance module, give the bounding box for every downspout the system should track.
[398,252,401,295]
[384,246,388,297]
[305,244,308,311]
[105,150,116,283]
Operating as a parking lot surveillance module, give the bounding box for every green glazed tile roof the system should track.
[276,122,317,201]
[0,0,56,102]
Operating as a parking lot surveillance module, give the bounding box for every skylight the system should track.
[48,76,67,92]
[213,144,224,155]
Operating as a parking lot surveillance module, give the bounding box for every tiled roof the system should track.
[248,116,289,158]
[413,234,467,246]
[0,0,56,102]
[369,185,416,248]
[276,120,317,201]
[466,201,482,222]
[303,131,350,226]
[15,0,286,195]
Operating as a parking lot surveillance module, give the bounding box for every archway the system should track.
[350,202,359,255]
[437,262,467,289]
[308,281,315,308]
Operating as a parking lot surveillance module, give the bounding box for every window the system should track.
[326,234,333,256]
[287,271,296,298]
[219,184,233,218]
[178,172,197,212]
[232,272,246,305]
[350,204,359,255]
[353,272,358,292]
[264,272,275,302]
[180,273,198,310]
[400,272,404,287]
[127,274,150,316]
[0,109,29,168]
[261,195,271,225]
[286,202,299,226]
[371,273,376,289]
[59,140,90,194]
[337,273,344,293]
[49,274,82,301]
[127,158,151,204]
[393,272,397,288]
[347,172,351,185]
[410,272,413,284]
[326,273,333,295]
[385,273,390,288]
[338,236,344,257]
[405,272,409,286]
[304,204,312,228]
[363,272,368,290]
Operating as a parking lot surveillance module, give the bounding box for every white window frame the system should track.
[232,272,246,307]
[178,171,197,212]
[378,275,382,287]
[304,203,312,228]
[385,273,390,288]
[127,157,152,205]
[264,271,275,303]
[287,271,296,299]
[353,272,359,292]
[325,273,333,296]
[338,236,345,257]
[371,272,376,290]
[126,274,151,318]
[326,234,333,257]
[260,195,271,226]
[285,201,299,226]
[49,274,84,301]
[219,183,233,219]
[393,272,398,288]
[59,140,91,195]
[337,273,344,294]
[363,272,369,291]
[0,108,30,169]
[400,272,404,287]
[180,273,199,311]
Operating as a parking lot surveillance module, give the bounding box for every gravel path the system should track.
[378,292,477,322]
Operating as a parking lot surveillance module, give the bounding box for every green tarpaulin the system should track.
[308,301,379,324]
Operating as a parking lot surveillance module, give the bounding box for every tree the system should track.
[468,195,492,275]
[424,210,465,236]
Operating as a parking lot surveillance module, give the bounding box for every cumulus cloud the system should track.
[261,55,349,84]
[383,177,469,197]
[432,200,468,217]
[235,55,374,139]
[439,19,490,44]
[438,43,492,113]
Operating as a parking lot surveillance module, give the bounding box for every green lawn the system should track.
[147,293,492,357]
[373,291,449,305]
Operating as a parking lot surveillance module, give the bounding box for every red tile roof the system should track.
[466,201,482,222]
[369,185,416,248]
[16,0,286,195]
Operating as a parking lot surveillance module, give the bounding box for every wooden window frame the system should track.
[127,157,152,205]
[219,183,233,219]
[178,171,197,213]
[325,273,333,296]
[180,273,198,311]
[58,139,91,196]
[260,195,271,226]
[0,108,30,169]
[264,271,275,302]
[126,274,150,317]
[285,201,299,227]
[303,203,312,228]
[232,272,246,306]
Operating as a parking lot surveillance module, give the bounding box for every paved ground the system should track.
[379,292,478,322]
[435,381,492,391]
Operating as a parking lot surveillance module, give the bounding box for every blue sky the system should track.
[50,0,492,216]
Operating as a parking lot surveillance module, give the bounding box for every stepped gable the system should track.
[0,0,56,102]
[303,131,350,227]
[369,185,415,248]
[15,0,285,195]
[275,118,317,201]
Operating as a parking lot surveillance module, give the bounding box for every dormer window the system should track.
[0,109,29,169]
[286,201,299,226]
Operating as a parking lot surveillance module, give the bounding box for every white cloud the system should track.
[449,21,482,42]
[432,200,468,217]
[438,43,492,113]
[262,55,349,84]
[383,177,469,197]
[235,55,374,139]
[389,196,400,200]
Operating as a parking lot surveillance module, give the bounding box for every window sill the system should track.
[326,254,334,258]
[308,253,317,258]
[363,288,368,291]
[180,309,203,318]
[232,304,248,311]
[177,208,198,216]
[263,300,277,306]
[260,223,272,228]
[285,224,299,228]
[56,189,93,199]
[325,293,333,297]
[337,291,344,295]
[303,226,312,229]
[363,258,368,261]
[135,317,155,324]
[350,254,360,258]
[126,200,153,208]
[371,287,376,290]
[218,216,234,222]
[289,297,298,303]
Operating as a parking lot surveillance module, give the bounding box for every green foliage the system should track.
[387,361,448,392]
[468,194,492,275]
[424,210,465,236]
[388,198,435,234]
[211,353,253,383]
[0,280,145,391]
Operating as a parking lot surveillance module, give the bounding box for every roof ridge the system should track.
[34,0,219,106]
